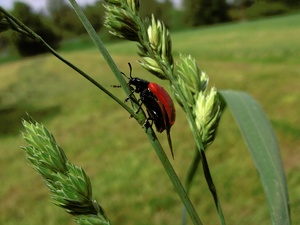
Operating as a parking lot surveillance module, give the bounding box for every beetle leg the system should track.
[125,87,136,102]
[142,117,154,129]
[134,99,144,114]
[125,92,134,102]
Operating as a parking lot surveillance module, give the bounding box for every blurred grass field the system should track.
[0,13,299,225]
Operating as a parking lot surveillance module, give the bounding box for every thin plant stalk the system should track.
[182,147,226,225]
[68,0,202,224]
[201,151,226,225]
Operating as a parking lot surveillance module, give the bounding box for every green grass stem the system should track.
[68,1,202,224]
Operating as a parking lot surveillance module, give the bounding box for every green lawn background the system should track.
[0,13,299,225]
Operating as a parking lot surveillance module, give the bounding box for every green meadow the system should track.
[0,13,299,225]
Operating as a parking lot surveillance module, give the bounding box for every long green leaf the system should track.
[220,90,290,225]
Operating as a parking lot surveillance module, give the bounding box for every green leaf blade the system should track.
[220,90,290,225]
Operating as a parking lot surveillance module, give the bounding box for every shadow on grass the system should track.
[0,104,60,136]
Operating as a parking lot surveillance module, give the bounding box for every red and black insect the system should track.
[121,63,176,159]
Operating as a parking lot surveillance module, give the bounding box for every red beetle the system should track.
[122,63,176,159]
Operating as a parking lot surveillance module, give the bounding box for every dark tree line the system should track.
[183,0,230,26]
[9,2,62,56]
[1,0,298,57]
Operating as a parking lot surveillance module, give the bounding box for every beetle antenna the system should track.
[121,71,129,80]
[128,62,133,79]
[119,63,133,80]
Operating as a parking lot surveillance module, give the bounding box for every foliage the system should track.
[1,12,299,224]
[22,119,110,225]
[0,1,294,225]
[84,2,105,33]
[220,90,290,225]
[47,0,103,36]
[9,2,61,56]
[227,0,298,21]
[246,1,290,18]
[47,0,87,36]
[183,0,231,26]
[138,0,174,28]
[3,0,298,58]
[264,0,300,7]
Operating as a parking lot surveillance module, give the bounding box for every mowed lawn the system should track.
[0,13,299,225]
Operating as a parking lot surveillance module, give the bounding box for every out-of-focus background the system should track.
[0,0,299,224]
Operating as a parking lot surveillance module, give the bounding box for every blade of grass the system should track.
[220,90,290,225]
[182,147,226,225]
[182,147,201,225]
[68,1,202,224]
[200,150,226,225]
